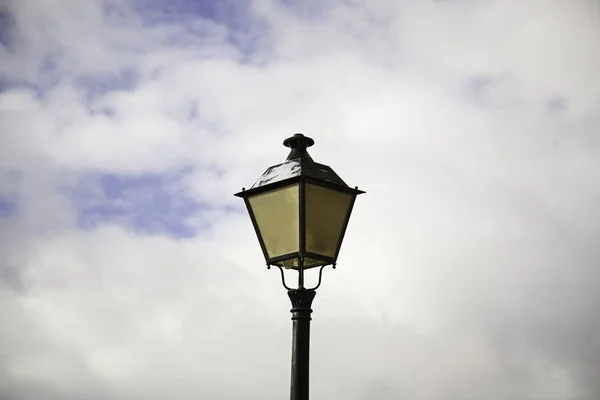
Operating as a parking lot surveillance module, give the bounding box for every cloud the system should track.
[0,0,599,399]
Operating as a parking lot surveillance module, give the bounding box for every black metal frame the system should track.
[268,263,336,291]
[235,174,364,198]
[268,252,334,267]
[298,181,306,288]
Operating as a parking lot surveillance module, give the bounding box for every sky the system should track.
[0,0,599,399]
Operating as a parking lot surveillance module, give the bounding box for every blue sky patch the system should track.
[0,78,44,100]
[278,0,333,21]
[546,96,568,114]
[0,198,16,219]
[75,68,139,102]
[0,5,14,49]
[461,75,521,109]
[132,0,270,60]
[463,75,496,105]
[132,0,245,26]
[68,169,228,238]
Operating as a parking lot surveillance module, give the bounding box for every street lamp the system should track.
[235,133,364,400]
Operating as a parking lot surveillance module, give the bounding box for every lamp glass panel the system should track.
[248,184,300,260]
[305,183,353,259]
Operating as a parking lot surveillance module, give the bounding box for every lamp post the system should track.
[235,133,364,400]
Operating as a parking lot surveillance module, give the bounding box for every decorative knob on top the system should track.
[283,133,315,150]
[283,133,315,161]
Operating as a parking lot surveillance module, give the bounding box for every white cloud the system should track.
[1,0,599,399]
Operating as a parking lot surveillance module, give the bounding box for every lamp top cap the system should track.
[283,133,314,150]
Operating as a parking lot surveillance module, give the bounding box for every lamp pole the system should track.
[234,133,364,400]
[288,286,316,400]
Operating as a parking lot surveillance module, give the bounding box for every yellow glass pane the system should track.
[305,183,353,259]
[248,184,300,259]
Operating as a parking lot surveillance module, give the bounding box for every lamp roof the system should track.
[250,134,349,190]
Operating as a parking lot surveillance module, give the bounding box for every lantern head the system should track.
[235,134,364,270]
